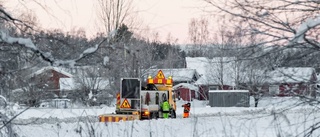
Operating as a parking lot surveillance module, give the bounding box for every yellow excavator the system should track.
[99,70,177,122]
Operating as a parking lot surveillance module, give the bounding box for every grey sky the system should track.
[5,0,205,44]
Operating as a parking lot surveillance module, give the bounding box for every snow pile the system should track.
[1,97,319,137]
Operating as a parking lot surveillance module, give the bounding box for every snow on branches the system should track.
[292,15,320,43]
[0,30,112,67]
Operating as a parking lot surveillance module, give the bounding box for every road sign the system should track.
[156,70,165,79]
[120,99,131,108]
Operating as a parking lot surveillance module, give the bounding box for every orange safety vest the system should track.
[183,104,190,113]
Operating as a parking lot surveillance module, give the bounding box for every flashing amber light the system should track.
[146,70,174,85]
[147,75,154,84]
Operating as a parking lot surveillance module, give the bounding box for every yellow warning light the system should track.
[148,79,154,84]
[166,79,172,85]
[168,76,172,79]
[148,75,152,79]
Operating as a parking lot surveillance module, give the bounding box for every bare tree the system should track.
[96,0,140,89]
[97,0,135,35]
[238,56,268,107]
[70,68,111,106]
[188,17,210,45]
[188,17,210,57]
[201,0,320,135]
[201,0,320,91]
[202,0,320,49]
[201,0,320,73]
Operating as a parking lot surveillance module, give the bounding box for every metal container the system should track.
[209,90,250,107]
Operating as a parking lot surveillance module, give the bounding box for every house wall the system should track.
[276,83,315,97]
[268,68,318,97]
[31,69,70,97]
[198,85,208,100]
[51,70,69,87]
[51,70,70,96]
[175,88,196,101]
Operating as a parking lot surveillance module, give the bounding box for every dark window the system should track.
[121,79,140,99]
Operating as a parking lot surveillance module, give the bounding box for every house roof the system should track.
[142,68,199,82]
[59,77,110,90]
[267,67,316,83]
[172,83,199,91]
[185,57,208,75]
[61,66,107,76]
[186,57,237,86]
[32,66,73,77]
[209,90,249,93]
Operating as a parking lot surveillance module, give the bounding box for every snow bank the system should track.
[5,97,320,137]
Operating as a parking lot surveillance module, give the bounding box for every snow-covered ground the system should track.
[5,97,320,137]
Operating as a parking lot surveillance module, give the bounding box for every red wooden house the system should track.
[266,67,317,97]
[30,66,73,97]
[172,83,198,101]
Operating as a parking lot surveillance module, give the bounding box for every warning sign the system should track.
[120,99,131,108]
[156,70,165,79]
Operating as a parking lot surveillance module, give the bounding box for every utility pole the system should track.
[132,49,140,77]
[132,52,136,77]
[136,49,140,77]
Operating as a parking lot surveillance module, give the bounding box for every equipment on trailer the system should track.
[99,70,177,122]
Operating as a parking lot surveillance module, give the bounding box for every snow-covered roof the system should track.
[142,68,199,82]
[60,77,110,90]
[172,83,199,91]
[32,66,73,77]
[61,66,107,76]
[267,67,316,83]
[186,57,236,86]
[209,90,249,93]
[185,57,208,75]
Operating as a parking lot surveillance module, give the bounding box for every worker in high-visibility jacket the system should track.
[160,99,170,118]
[182,103,191,118]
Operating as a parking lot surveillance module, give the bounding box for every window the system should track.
[121,79,140,99]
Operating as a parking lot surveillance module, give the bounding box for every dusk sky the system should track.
[5,0,207,44]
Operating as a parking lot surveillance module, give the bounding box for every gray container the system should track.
[209,90,250,107]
